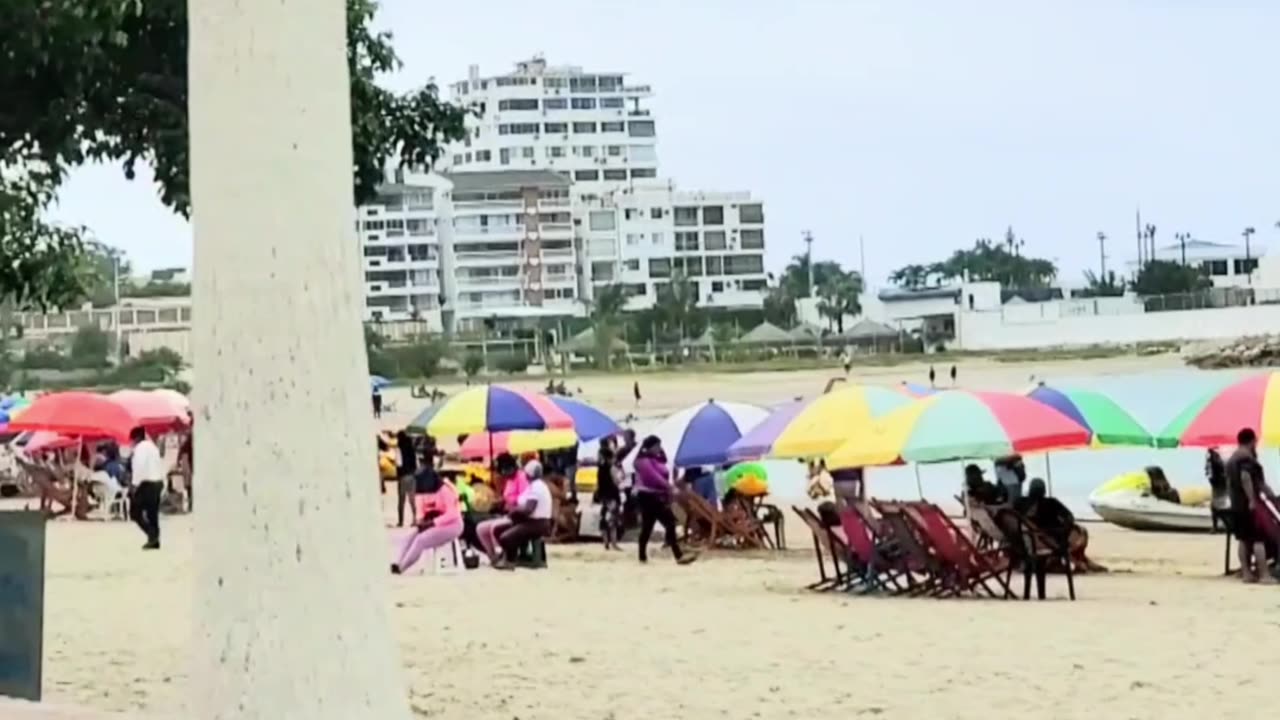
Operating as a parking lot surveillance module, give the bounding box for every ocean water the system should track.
[756,368,1273,519]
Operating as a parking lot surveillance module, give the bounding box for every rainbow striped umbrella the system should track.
[743,384,916,459]
[827,390,1091,468]
[1157,372,1280,448]
[1026,383,1152,447]
[407,386,573,437]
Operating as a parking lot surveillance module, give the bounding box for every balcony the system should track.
[457,275,522,288]
[623,85,652,94]
[627,109,651,117]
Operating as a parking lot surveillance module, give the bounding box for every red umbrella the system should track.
[21,431,78,455]
[109,390,190,430]
[9,392,162,441]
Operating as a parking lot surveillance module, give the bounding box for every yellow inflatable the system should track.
[378,451,398,480]
[575,465,599,493]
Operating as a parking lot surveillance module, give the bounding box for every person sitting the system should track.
[1012,478,1106,577]
[963,463,1008,509]
[484,467,554,570]
[806,460,834,501]
[1146,466,1181,504]
[683,466,718,508]
[391,468,464,575]
[474,454,531,563]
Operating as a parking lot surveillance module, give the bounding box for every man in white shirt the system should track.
[129,426,166,550]
[491,475,553,569]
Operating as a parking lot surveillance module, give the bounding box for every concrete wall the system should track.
[957,302,1280,350]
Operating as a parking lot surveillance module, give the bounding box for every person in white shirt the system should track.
[490,474,553,570]
[129,426,166,550]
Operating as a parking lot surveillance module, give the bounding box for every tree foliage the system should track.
[1130,260,1211,296]
[70,324,112,369]
[650,274,701,342]
[761,286,797,327]
[1080,269,1124,298]
[586,284,628,369]
[816,273,863,333]
[780,254,850,299]
[889,231,1058,289]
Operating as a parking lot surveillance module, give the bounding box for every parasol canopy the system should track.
[647,400,769,468]
[1026,383,1152,447]
[407,385,573,437]
[1157,372,1280,448]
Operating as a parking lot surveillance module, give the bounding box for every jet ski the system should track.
[1088,468,1215,533]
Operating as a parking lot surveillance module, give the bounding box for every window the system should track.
[606,145,624,157]
[740,229,764,250]
[574,169,600,181]
[704,231,728,250]
[600,97,625,109]
[475,149,492,162]
[464,152,472,162]
[601,121,625,133]
[406,219,431,236]
[603,169,628,181]
[624,259,641,271]
[543,97,568,110]
[570,76,598,93]
[630,168,657,179]
[571,97,597,110]
[592,262,616,281]
[624,208,638,220]
[706,256,724,275]
[649,258,672,278]
[598,76,623,92]
[623,283,647,297]
[680,257,705,276]
[673,207,699,226]
[1202,260,1229,276]
[498,123,539,135]
[650,207,663,219]
[739,203,764,223]
[452,154,463,165]
[577,145,595,158]
[547,146,565,158]
[628,120,656,137]
[702,206,725,226]
[521,146,535,159]
[589,211,616,231]
[675,231,699,252]
[499,148,512,165]
[625,233,643,246]
[544,77,566,89]
[711,281,725,293]
[651,232,664,245]
[573,121,597,134]
[1234,258,1258,275]
[725,255,764,275]
[498,98,539,111]
[544,122,568,134]
[742,279,767,291]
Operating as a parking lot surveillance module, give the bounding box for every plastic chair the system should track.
[428,539,461,575]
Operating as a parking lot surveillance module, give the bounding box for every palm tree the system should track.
[586,283,628,369]
[653,273,701,342]
[816,272,863,333]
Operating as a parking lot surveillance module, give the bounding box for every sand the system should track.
[13,355,1280,719]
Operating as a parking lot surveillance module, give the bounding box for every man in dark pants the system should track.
[1226,428,1274,584]
[128,426,166,550]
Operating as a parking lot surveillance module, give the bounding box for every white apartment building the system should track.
[439,171,582,333]
[1130,239,1265,288]
[580,185,768,310]
[357,180,445,325]
[444,57,659,194]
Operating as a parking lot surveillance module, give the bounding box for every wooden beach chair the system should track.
[679,491,765,549]
[836,507,915,595]
[869,501,948,597]
[792,507,846,591]
[904,501,1014,599]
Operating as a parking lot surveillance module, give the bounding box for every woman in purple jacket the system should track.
[632,435,697,565]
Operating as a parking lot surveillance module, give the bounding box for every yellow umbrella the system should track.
[767,384,914,458]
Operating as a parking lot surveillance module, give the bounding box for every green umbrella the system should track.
[1026,384,1152,447]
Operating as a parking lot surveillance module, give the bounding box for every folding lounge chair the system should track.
[682,492,766,549]
[792,506,846,591]
[837,507,916,594]
[902,501,1014,599]
[869,501,947,597]
[974,505,1075,601]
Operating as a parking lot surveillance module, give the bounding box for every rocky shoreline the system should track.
[1184,336,1280,369]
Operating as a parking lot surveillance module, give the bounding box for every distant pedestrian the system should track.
[633,381,642,406]
[950,365,957,386]
[372,389,383,419]
[928,366,936,388]
[129,426,165,550]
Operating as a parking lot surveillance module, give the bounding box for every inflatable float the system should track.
[1088,469,1214,533]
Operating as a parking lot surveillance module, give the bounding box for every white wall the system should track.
[957,302,1280,350]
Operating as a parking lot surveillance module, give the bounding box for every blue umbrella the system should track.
[370,375,391,391]
[649,400,770,468]
[547,396,621,442]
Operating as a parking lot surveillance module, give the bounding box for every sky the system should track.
[48,0,1279,287]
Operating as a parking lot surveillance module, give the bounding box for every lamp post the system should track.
[1243,226,1256,284]
[1175,232,1190,266]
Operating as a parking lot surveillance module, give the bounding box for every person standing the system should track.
[632,435,696,565]
[595,437,622,550]
[928,365,936,388]
[372,388,383,419]
[950,365,957,386]
[1226,428,1274,584]
[395,430,418,527]
[633,381,642,407]
[129,426,165,550]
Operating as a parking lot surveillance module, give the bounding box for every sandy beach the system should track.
[18,355,1280,719]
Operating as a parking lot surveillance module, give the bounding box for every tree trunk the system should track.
[187,2,410,719]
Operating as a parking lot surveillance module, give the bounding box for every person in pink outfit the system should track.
[391,467,463,575]
[476,453,527,561]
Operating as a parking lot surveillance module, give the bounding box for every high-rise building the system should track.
[443,57,659,193]
[358,58,767,331]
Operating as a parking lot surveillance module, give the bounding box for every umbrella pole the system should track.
[72,437,83,519]
[914,463,924,501]
[1045,454,1054,496]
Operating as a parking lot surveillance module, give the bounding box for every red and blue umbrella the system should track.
[407,386,572,437]
[648,400,769,468]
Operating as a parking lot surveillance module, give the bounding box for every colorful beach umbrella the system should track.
[899,382,937,397]
[764,385,915,459]
[109,390,191,430]
[726,398,809,460]
[457,429,580,460]
[648,400,769,468]
[407,386,573,437]
[827,390,1091,468]
[1157,372,1280,448]
[8,392,163,441]
[547,396,621,441]
[1026,383,1152,446]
